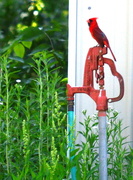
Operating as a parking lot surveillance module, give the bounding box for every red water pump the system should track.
[67,46,124,111]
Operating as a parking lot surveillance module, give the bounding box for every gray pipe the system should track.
[98,111,108,180]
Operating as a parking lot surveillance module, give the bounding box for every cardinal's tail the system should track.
[109,47,116,61]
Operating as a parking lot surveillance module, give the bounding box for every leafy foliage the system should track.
[73,109,133,179]
[0,2,69,178]
[0,52,69,179]
[0,0,68,84]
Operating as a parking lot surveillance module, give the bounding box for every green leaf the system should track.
[30,170,36,178]
[0,36,21,55]
[29,44,49,55]
[9,56,24,63]
[22,41,32,49]
[60,77,68,82]
[70,148,80,157]
[20,27,44,41]
[13,43,25,58]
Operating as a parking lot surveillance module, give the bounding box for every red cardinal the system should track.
[87,17,116,61]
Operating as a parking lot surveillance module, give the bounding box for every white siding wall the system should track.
[68,0,133,145]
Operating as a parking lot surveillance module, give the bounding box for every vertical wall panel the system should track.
[68,0,133,145]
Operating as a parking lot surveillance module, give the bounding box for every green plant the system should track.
[75,110,99,180]
[0,51,68,179]
[72,108,133,179]
[107,108,133,179]
[0,56,22,177]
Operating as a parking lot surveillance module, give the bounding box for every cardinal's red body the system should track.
[87,18,116,61]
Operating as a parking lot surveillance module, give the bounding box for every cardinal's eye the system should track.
[90,19,93,22]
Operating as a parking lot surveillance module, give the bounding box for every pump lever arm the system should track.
[104,58,124,103]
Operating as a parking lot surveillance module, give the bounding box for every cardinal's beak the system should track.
[87,20,90,26]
